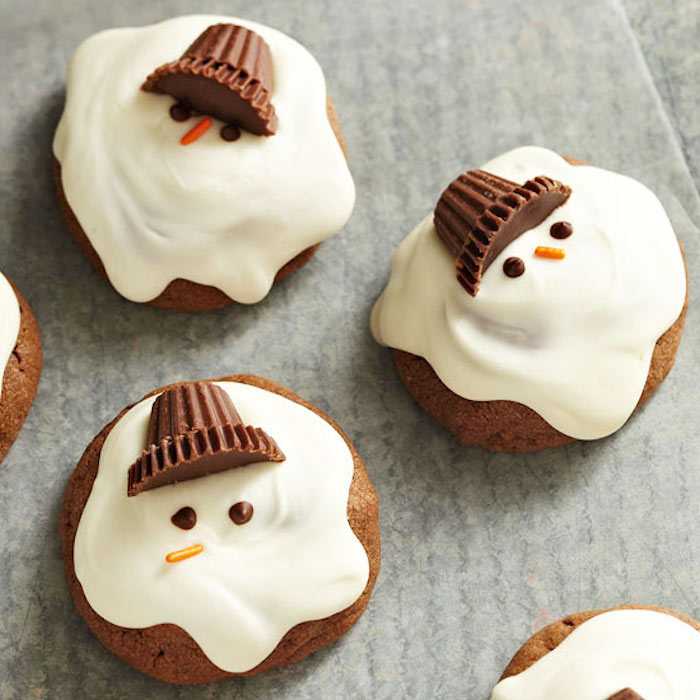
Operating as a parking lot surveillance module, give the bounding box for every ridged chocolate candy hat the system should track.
[142,24,278,136]
[434,169,571,295]
[606,690,645,700]
[127,381,285,496]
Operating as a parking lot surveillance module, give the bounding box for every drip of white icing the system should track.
[53,15,355,304]
[491,609,700,699]
[370,147,685,440]
[0,273,20,401]
[73,381,369,673]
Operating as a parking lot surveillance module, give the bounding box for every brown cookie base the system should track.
[54,97,348,312]
[61,375,380,685]
[0,277,42,464]
[499,604,700,682]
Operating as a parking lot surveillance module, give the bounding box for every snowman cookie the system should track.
[0,273,42,464]
[61,377,380,684]
[53,16,355,311]
[370,147,687,451]
[491,606,700,699]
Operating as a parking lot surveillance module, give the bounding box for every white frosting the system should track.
[491,609,700,699]
[73,381,369,673]
[53,15,355,304]
[0,273,20,401]
[370,147,685,440]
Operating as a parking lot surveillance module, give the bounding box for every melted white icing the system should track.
[73,381,369,673]
[0,273,20,401]
[491,609,700,699]
[53,15,355,304]
[370,147,685,440]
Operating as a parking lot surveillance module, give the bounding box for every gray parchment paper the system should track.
[0,1,698,698]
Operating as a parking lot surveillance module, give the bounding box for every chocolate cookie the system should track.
[54,97,346,312]
[54,18,354,312]
[0,276,42,464]
[493,605,700,698]
[371,149,688,451]
[61,375,380,684]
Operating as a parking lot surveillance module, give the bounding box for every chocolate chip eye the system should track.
[229,501,253,525]
[221,124,241,142]
[171,506,197,530]
[550,221,573,239]
[503,257,525,278]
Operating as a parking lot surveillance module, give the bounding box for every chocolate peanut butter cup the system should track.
[127,381,285,496]
[434,169,571,295]
[607,690,645,700]
[142,24,278,136]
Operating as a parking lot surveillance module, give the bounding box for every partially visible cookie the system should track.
[492,605,700,698]
[61,376,380,684]
[371,147,687,451]
[53,16,355,311]
[0,273,42,464]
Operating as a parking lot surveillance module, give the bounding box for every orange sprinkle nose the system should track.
[180,118,212,145]
[534,246,566,260]
[165,544,204,563]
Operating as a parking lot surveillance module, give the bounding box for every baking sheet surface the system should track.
[0,0,698,697]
